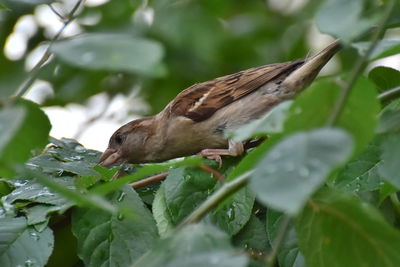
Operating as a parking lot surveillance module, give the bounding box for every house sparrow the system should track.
[99,40,342,166]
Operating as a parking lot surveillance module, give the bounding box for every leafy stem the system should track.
[14,0,85,97]
[326,0,396,126]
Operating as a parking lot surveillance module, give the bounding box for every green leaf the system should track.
[334,141,383,193]
[51,34,166,77]
[315,0,375,42]
[209,187,255,236]
[284,77,379,154]
[353,40,400,61]
[378,134,400,189]
[0,99,51,177]
[25,204,57,226]
[267,210,305,267]
[233,214,269,253]
[0,4,9,10]
[134,224,248,267]
[72,186,158,267]
[251,128,353,215]
[3,178,73,207]
[369,66,400,93]
[164,166,216,225]
[296,189,400,267]
[230,101,292,141]
[0,217,54,267]
[152,184,174,237]
[28,154,98,176]
[378,108,400,134]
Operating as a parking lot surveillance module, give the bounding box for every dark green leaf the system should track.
[267,210,305,267]
[0,217,54,267]
[297,189,400,267]
[378,134,400,188]
[134,224,248,267]
[51,34,166,77]
[315,0,375,42]
[251,128,353,215]
[233,214,269,252]
[334,141,382,192]
[164,166,216,225]
[353,40,400,61]
[72,186,158,267]
[209,187,255,236]
[369,66,400,93]
[0,99,51,176]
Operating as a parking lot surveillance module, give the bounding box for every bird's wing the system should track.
[168,60,304,122]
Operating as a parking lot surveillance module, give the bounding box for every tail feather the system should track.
[281,39,342,95]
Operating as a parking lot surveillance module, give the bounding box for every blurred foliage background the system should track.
[0,0,371,150]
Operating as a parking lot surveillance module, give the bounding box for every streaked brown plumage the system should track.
[99,40,342,166]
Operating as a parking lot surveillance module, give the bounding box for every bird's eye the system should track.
[115,134,124,145]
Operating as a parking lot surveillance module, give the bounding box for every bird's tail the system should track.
[281,39,342,95]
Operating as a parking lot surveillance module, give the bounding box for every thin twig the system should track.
[48,4,66,20]
[178,170,253,226]
[130,171,169,188]
[390,193,400,218]
[266,216,291,267]
[14,0,85,97]
[326,0,396,126]
[198,164,225,183]
[378,86,400,103]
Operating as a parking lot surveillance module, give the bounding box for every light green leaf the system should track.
[51,34,166,76]
[251,128,353,215]
[72,186,158,267]
[378,134,400,189]
[152,184,174,237]
[0,217,54,267]
[230,101,292,141]
[378,109,400,134]
[297,189,400,267]
[353,40,400,61]
[315,0,375,42]
[133,224,248,267]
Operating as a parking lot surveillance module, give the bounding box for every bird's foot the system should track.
[197,140,244,167]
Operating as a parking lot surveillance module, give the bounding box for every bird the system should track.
[99,40,342,166]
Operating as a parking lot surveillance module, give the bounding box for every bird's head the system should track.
[98,118,155,166]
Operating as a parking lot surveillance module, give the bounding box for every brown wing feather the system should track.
[169,60,304,122]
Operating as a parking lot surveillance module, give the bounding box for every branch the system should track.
[326,0,396,126]
[178,170,253,226]
[378,86,400,103]
[14,0,85,97]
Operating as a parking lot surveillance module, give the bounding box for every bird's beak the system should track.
[98,148,122,166]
